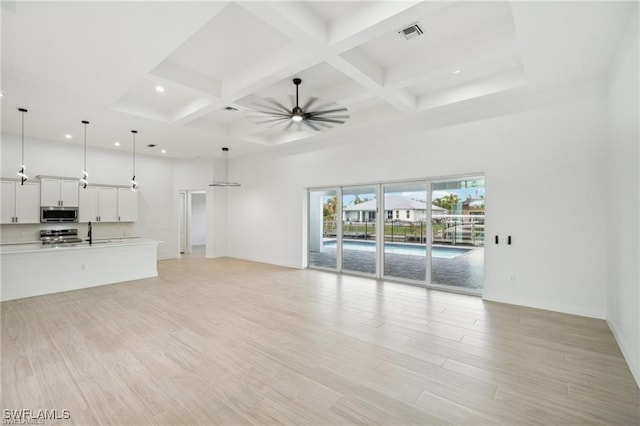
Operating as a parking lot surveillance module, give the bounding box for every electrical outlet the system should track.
[509,275,515,284]
[81,264,88,271]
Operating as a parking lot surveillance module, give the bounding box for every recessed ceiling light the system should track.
[155,86,165,93]
[453,69,461,74]
[64,134,72,139]
[161,149,167,154]
[0,92,4,97]
[114,142,120,147]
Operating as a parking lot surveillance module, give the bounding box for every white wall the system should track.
[606,9,639,385]
[190,193,206,246]
[1,135,178,259]
[227,81,610,319]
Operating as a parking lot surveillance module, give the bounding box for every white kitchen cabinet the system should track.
[1,180,40,224]
[78,187,99,223]
[117,188,137,222]
[40,178,78,207]
[78,186,117,222]
[98,187,118,222]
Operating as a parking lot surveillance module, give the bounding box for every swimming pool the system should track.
[322,240,472,259]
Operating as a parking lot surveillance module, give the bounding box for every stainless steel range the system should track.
[40,229,84,245]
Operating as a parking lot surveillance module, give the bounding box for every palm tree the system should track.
[434,194,459,212]
[323,196,337,220]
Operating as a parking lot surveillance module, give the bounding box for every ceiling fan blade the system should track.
[250,109,290,117]
[303,120,321,131]
[302,96,319,111]
[308,107,349,116]
[307,117,346,124]
[251,104,291,117]
[315,121,333,128]
[262,97,292,114]
[267,118,290,129]
[284,120,295,131]
[311,114,349,120]
[255,117,290,124]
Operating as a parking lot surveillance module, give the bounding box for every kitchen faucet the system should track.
[87,221,92,246]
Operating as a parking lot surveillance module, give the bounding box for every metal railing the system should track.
[322,214,484,246]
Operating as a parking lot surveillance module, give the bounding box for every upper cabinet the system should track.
[117,188,137,222]
[1,180,40,224]
[79,186,117,223]
[41,178,78,207]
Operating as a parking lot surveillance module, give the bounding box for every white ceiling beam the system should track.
[239,2,416,112]
[238,2,328,50]
[222,44,317,101]
[329,52,416,111]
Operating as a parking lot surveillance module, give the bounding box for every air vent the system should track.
[146,144,156,148]
[398,23,423,40]
[224,106,238,111]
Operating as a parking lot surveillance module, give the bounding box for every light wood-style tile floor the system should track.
[2,256,639,425]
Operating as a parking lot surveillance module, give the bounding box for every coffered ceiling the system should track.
[1,1,634,159]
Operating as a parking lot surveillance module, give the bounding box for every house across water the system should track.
[343,195,447,222]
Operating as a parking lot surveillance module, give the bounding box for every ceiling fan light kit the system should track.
[253,78,349,132]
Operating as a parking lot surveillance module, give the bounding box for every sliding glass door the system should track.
[430,178,485,291]
[342,186,377,275]
[382,182,428,282]
[308,176,484,294]
[308,189,339,269]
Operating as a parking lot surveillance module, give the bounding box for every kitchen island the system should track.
[0,238,160,301]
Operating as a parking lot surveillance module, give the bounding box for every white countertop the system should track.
[0,238,160,255]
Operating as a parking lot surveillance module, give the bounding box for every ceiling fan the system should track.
[252,78,349,131]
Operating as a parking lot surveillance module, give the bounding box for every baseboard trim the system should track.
[482,292,605,320]
[225,253,303,270]
[607,319,640,388]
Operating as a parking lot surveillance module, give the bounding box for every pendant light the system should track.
[17,108,28,185]
[130,130,138,191]
[80,120,89,188]
[209,147,240,187]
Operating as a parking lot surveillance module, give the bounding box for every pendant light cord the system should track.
[83,122,87,172]
[18,108,28,185]
[131,130,138,191]
[133,133,136,176]
[81,120,89,188]
[21,111,25,166]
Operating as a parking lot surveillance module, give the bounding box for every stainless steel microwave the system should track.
[40,206,79,223]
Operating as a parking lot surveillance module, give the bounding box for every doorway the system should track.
[179,190,207,256]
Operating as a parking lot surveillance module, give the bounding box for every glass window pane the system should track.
[383,182,427,282]
[309,189,337,269]
[431,178,485,291]
[342,186,377,275]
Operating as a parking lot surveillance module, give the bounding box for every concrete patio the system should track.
[309,246,484,291]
